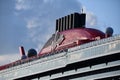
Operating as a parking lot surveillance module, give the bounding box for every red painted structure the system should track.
[39,28,105,55]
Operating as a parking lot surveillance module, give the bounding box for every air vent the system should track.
[56,13,86,32]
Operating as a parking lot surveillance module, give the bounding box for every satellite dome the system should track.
[106,27,114,37]
[27,48,37,58]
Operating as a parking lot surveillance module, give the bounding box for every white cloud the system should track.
[82,6,97,27]
[86,12,97,27]
[0,54,19,66]
[26,17,41,29]
[15,0,31,10]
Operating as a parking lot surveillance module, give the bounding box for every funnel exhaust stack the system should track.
[56,12,86,32]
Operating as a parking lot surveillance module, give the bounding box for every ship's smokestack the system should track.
[56,12,86,32]
[19,46,27,59]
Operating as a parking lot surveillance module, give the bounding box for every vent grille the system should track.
[56,13,86,32]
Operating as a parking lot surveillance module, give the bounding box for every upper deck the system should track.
[0,35,120,80]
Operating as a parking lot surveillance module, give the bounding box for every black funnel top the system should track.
[56,13,86,32]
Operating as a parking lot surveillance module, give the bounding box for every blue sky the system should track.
[0,0,120,66]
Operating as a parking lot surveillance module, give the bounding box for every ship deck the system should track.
[0,35,120,80]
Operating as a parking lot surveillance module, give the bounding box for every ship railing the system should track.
[68,34,120,52]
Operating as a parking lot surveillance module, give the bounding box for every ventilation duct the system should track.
[56,12,86,32]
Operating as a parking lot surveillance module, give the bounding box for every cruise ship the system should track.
[0,12,120,80]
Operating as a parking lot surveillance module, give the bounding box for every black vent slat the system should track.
[63,16,66,31]
[56,19,59,31]
[61,17,64,31]
[69,14,73,29]
[80,14,86,27]
[73,13,80,28]
[66,15,70,30]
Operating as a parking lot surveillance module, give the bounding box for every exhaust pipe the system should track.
[19,46,27,59]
